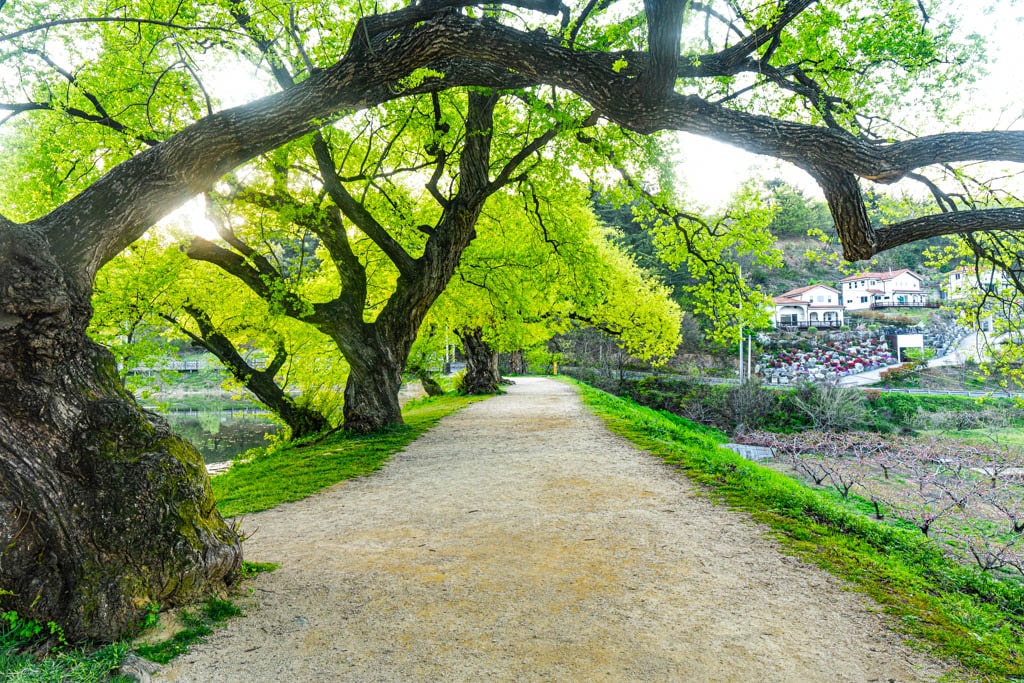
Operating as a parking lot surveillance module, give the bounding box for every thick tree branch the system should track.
[638,0,686,99]
[22,5,1024,276]
[875,209,1024,254]
[167,304,327,437]
[311,134,418,279]
[203,195,257,257]
[486,117,572,194]
[34,9,513,282]
[802,165,876,260]
[228,186,368,306]
[185,237,313,320]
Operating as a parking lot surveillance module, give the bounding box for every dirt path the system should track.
[156,377,949,682]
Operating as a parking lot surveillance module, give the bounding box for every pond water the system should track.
[162,409,280,464]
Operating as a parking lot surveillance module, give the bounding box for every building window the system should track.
[860,296,868,303]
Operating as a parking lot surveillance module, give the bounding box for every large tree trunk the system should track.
[459,327,503,395]
[509,349,528,375]
[340,326,408,433]
[0,229,241,642]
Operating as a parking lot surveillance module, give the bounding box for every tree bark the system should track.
[459,328,503,394]
[0,228,240,642]
[340,333,407,433]
[509,350,528,375]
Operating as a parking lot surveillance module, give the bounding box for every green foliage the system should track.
[572,379,1024,679]
[237,561,279,579]
[764,179,832,237]
[644,180,779,346]
[0,610,129,682]
[422,136,682,366]
[212,394,480,517]
[592,375,815,434]
[91,234,348,426]
[868,391,1017,427]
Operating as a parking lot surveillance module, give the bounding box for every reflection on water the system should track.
[162,409,280,464]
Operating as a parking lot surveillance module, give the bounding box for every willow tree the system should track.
[2,0,1023,641]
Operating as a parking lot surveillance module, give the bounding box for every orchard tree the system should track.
[2,0,1024,641]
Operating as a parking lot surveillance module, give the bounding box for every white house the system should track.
[838,269,928,311]
[771,284,845,328]
[946,266,1009,300]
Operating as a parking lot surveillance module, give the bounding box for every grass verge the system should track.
[0,629,130,683]
[571,379,1024,681]
[213,393,481,517]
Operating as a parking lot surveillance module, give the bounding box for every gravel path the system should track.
[156,377,949,682]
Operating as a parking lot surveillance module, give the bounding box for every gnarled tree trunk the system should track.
[0,228,241,642]
[459,327,503,395]
[342,346,406,433]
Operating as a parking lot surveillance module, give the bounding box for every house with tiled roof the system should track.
[838,269,928,311]
[771,284,844,328]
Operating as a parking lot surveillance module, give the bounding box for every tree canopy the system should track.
[2,0,1024,642]
[1,0,1021,269]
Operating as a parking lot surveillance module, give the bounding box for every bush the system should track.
[787,382,870,431]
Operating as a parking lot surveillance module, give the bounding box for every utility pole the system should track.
[748,334,753,380]
[738,326,744,382]
[738,265,744,382]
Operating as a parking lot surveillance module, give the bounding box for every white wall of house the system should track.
[947,267,1007,300]
[772,284,844,327]
[840,270,924,310]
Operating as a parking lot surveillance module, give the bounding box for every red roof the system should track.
[839,269,921,283]
[779,284,840,298]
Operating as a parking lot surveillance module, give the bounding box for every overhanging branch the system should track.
[875,208,1024,253]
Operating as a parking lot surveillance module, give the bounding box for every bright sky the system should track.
[673,1,1024,210]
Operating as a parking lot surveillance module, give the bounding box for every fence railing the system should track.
[776,320,844,330]
[869,300,941,310]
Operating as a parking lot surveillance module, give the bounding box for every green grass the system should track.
[570,378,1024,681]
[0,611,131,682]
[922,427,1024,450]
[133,598,242,665]
[213,393,481,517]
